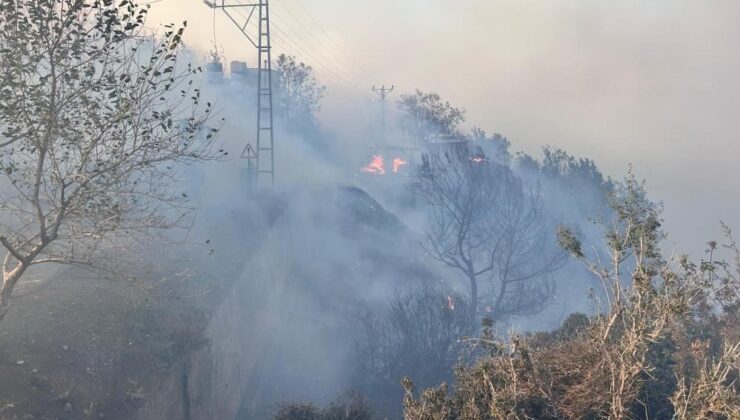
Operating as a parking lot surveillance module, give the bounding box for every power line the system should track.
[288,0,375,82]
[271,12,363,84]
[271,24,352,84]
[230,7,353,86]
[150,1,361,89]
[270,1,367,84]
[229,0,371,88]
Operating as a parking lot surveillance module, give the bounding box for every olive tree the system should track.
[0,0,220,322]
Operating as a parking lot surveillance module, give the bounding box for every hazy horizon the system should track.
[150,0,740,257]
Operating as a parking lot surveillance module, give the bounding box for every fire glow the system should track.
[361,155,385,175]
[361,155,409,176]
[392,158,408,173]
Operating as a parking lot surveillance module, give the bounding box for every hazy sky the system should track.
[149,0,739,257]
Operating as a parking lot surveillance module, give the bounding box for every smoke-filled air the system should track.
[0,1,737,419]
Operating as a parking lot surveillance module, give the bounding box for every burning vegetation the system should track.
[361,155,386,175]
[361,155,410,176]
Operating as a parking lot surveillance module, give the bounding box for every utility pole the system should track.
[372,85,394,141]
[205,0,275,188]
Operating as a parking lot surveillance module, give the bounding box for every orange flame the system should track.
[361,155,385,175]
[392,157,409,174]
[447,295,455,311]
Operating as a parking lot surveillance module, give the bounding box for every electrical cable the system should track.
[271,1,367,84]
[230,6,354,87]
[288,0,375,82]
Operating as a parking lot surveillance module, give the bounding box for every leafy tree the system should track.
[539,147,611,191]
[275,54,325,124]
[0,0,219,322]
[398,90,465,143]
[518,147,614,220]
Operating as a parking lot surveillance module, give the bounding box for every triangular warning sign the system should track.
[241,143,258,159]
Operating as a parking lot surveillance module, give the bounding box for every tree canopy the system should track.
[0,0,220,321]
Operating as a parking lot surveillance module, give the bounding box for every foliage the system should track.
[526,147,613,193]
[518,147,614,223]
[275,54,326,124]
[398,90,465,143]
[469,128,512,164]
[0,0,220,321]
[403,171,740,420]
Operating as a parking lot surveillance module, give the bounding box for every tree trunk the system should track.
[0,264,28,323]
[489,281,508,323]
[468,273,478,329]
[0,292,10,323]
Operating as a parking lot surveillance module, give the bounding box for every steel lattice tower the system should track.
[256,1,275,187]
[205,0,275,188]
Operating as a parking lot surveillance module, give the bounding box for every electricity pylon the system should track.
[372,85,394,141]
[205,0,275,188]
